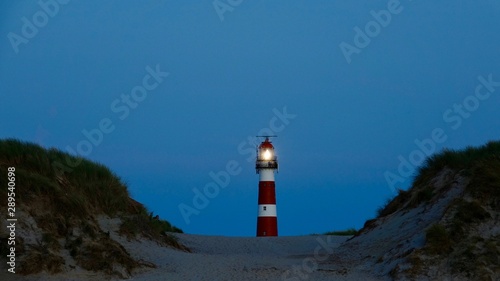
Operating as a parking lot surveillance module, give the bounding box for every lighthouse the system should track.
[256,136,278,237]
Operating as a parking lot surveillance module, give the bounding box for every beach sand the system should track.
[5,217,384,281]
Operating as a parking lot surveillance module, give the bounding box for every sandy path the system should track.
[125,233,382,281]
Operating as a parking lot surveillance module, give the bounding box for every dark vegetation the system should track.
[0,139,186,277]
[119,211,188,252]
[424,224,452,255]
[324,228,358,236]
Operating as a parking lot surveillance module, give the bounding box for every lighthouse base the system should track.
[256,217,278,237]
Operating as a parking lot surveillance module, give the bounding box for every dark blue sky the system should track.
[1,1,499,236]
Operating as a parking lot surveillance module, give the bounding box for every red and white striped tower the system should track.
[256,136,278,237]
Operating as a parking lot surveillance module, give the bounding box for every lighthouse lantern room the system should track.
[256,136,278,237]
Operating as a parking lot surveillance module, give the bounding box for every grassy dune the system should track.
[373,140,500,279]
[0,139,185,277]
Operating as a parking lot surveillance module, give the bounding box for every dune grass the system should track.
[375,140,500,219]
[0,139,131,217]
[324,228,358,236]
[413,141,500,189]
[0,138,182,227]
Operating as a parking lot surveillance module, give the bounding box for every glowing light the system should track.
[263,149,272,160]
